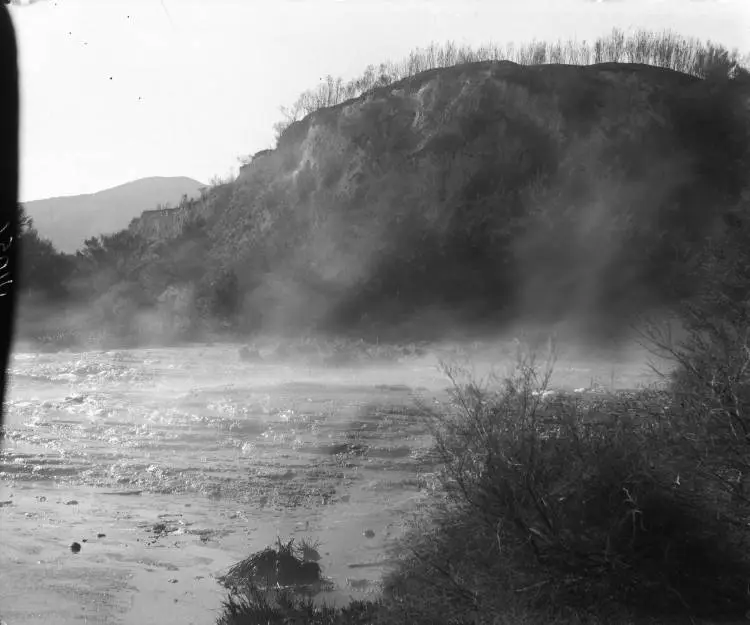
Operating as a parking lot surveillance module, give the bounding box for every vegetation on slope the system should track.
[270,27,748,140]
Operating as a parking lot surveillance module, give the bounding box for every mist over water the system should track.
[0,329,663,623]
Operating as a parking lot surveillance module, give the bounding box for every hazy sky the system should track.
[9,0,750,201]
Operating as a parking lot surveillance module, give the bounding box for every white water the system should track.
[0,340,657,624]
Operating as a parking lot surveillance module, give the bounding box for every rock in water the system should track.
[239,345,262,361]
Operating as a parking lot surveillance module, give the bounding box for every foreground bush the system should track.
[634,195,750,569]
[381,343,750,623]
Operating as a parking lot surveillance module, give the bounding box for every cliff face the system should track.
[128,183,232,241]
[130,207,187,240]
[129,61,750,339]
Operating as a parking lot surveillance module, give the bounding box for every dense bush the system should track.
[16,204,72,302]
[413,355,750,620]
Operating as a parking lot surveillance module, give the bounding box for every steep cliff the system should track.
[127,61,750,340]
[127,182,231,241]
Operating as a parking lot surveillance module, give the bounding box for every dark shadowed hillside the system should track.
[24,176,205,253]
[119,59,749,345]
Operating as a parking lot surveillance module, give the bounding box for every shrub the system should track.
[386,341,750,622]
[635,196,750,594]
[215,537,384,625]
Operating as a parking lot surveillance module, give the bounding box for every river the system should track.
[0,338,657,624]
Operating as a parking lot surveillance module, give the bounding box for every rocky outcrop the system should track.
[127,182,233,241]
[131,206,186,240]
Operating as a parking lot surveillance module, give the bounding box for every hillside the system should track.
[119,60,749,343]
[24,176,205,253]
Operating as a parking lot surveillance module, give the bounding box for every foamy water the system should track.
[0,341,658,624]
[0,344,454,624]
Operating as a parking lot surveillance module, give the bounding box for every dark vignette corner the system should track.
[0,4,20,429]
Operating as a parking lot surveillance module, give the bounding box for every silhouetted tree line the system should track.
[272,28,748,141]
[16,204,72,301]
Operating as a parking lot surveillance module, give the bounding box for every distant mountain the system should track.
[24,176,206,253]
